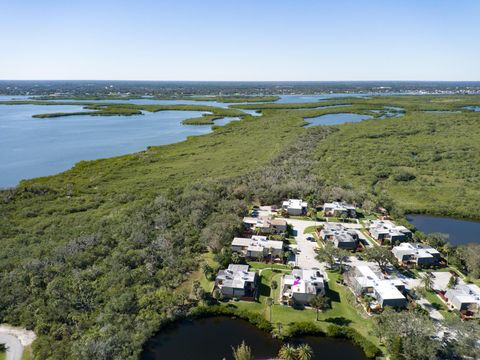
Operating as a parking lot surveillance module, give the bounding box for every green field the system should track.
[1,95,479,358]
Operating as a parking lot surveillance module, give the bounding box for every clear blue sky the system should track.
[1,0,479,81]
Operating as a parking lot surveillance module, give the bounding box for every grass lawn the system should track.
[303,225,320,234]
[285,236,297,245]
[422,290,457,321]
[21,346,33,360]
[248,261,291,271]
[178,252,217,293]
[0,351,5,360]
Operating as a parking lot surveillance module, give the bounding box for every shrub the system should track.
[286,322,324,337]
[326,325,381,359]
[393,170,416,182]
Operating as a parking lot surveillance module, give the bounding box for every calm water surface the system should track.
[464,106,480,112]
[0,104,227,187]
[141,317,366,360]
[407,214,480,245]
[304,113,373,127]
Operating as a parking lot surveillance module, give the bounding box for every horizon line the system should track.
[1,79,480,83]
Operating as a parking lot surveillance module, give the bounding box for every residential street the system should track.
[0,333,23,360]
[0,325,36,360]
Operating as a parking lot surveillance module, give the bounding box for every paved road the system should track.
[279,218,333,280]
[0,333,23,360]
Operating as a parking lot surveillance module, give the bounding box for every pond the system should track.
[141,317,366,360]
[406,214,480,245]
[304,113,373,127]
[464,106,480,112]
[0,104,239,188]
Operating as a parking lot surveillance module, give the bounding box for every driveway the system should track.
[0,325,36,360]
[0,334,23,360]
[279,218,330,278]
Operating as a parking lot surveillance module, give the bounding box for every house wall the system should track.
[287,208,304,216]
[231,245,246,253]
[335,239,357,250]
[379,297,407,308]
[221,286,246,298]
[292,292,315,304]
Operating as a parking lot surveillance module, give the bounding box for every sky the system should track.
[1,0,479,81]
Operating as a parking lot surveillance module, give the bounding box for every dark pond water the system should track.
[406,214,480,245]
[0,104,237,187]
[141,317,366,360]
[304,113,373,127]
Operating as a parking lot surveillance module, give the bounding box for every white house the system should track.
[367,220,412,243]
[323,202,357,218]
[319,223,359,250]
[231,235,283,259]
[392,242,441,267]
[445,284,480,314]
[281,268,325,305]
[282,199,308,216]
[345,265,407,308]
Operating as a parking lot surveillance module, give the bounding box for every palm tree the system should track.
[309,295,328,321]
[266,297,274,322]
[296,344,313,360]
[232,341,254,360]
[422,273,433,291]
[278,344,297,360]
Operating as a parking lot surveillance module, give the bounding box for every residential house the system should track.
[445,284,480,315]
[231,235,284,260]
[243,216,288,235]
[367,220,412,243]
[282,199,308,216]
[345,265,407,308]
[319,223,359,250]
[392,242,441,267]
[281,268,325,305]
[215,264,258,299]
[323,202,357,218]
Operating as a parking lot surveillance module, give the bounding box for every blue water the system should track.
[304,113,373,127]
[0,104,231,187]
[0,93,397,187]
[464,106,480,112]
[407,214,480,245]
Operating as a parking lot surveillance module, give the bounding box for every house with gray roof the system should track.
[323,202,357,218]
[367,220,412,244]
[445,284,480,315]
[345,265,407,309]
[243,216,288,235]
[392,242,441,267]
[215,264,258,299]
[231,235,284,260]
[319,223,359,250]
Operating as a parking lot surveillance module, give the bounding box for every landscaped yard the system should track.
[422,290,457,321]
[220,269,381,348]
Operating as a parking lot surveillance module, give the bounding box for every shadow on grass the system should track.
[259,282,271,297]
[324,316,352,326]
[325,285,341,303]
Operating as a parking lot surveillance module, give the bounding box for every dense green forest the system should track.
[1,95,480,358]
